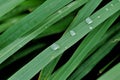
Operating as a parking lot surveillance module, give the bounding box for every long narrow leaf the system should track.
[50,10,119,80]
[0,0,25,18]
[69,23,120,80]
[0,0,87,64]
[97,63,120,80]
[8,0,120,80]
[40,0,102,79]
[0,0,73,49]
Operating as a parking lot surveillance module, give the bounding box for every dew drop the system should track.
[50,43,60,50]
[70,30,76,36]
[110,4,114,7]
[85,17,93,24]
[118,0,120,2]
[105,8,109,11]
[58,10,62,14]
[89,27,93,30]
[97,16,101,18]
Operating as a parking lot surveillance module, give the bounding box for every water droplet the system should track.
[118,0,120,2]
[50,43,60,50]
[85,17,93,24]
[110,4,114,6]
[105,8,109,11]
[70,30,76,36]
[89,27,93,30]
[58,10,62,14]
[97,16,101,18]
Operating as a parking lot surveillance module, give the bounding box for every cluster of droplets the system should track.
[85,17,93,30]
[50,1,119,51]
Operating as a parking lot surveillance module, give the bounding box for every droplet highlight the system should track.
[105,8,109,11]
[85,17,93,24]
[70,30,76,36]
[89,27,93,30]
[110,4,114,6]
[50,43,60,50]
[58,10,62,14]
[97,16,101,18]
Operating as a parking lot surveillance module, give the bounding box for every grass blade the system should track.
[0,0,43,21]
[97,63,120,80]
[0,0,73,49]
[65,0,102,31]
[38,56,61,80]
[0,43,46,70]
[50,10,119,80]
[0,0,25,18]
[40,0,102,79]
[0,0,86,64]
[8,0,120,80]
[69,23,120,80]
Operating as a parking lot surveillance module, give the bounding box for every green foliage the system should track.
[0,0,120,80]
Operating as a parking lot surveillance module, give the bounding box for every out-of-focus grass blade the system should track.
[0,0,86,64]
[0,0,73,49]
[0,15,25,33]
[0,0,25,18]
[99,55,120,74]
[8,1,120,80]
[97,63,120,80]
[50,11,119,80]
[0,43,46,70]
[39,0,102,79]
[0,14,74,70]
[35,13,74,39]
[0,0,44,21]
[38,56,61,80]
[68,22,120,80]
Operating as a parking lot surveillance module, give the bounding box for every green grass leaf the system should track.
[68,22,120,80]
[0,0,86,64]
[40,0,102,79]
[8,0,120,80]
[50,10,120,80]
[0,0,73,49]
[0,0,25,18]
[97,63,120,80]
